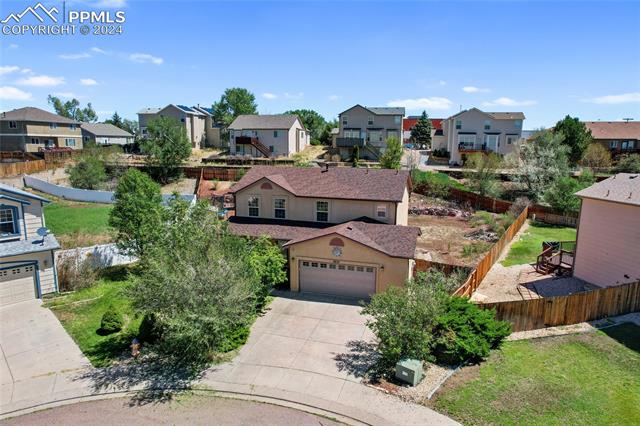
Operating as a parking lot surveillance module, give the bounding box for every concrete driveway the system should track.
[1,301,90,408]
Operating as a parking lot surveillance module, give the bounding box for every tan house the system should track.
[227,166,418,299]
[228,115,309,158]
[138,104,220,150]
[0,107,83,152]
[0,183,60,307]
[334,105,405,160]
[81,122,134,146]
[573,173,640,287]
[441,108,524,165]
[584,121,640,155]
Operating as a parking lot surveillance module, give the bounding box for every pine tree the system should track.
[410,111,433,149]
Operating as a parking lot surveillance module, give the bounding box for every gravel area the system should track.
[398,363,454,404]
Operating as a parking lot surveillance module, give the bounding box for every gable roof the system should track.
[192,106,213,116]
[137,107,161,115]
[0,183,51,203]
[0,107,78,124]
[81,123,133,138]
[575,173,640,207]
[584,121,640,140]
[339,104,405,117]
[229,166,410,202]
[283,221,420,259]
[228,114,302,130]
[448,107,525,121]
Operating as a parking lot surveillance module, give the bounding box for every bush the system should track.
[247,236,287,308]
[411,170,458,199]
[68,156,106,190]
[432,297,511,365]
[138,313,161,343]
[217,326,250,353]
[580,144,612,169]
[56,250,98,292]
[100,304,124,334]
[461,242,491,258]
[432,148,450,158]
[614,154,640,173]
[509,197,531,216]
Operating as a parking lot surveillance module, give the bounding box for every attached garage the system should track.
[0,265,37,307]
[299,260,376,299]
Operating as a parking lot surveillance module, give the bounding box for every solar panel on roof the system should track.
[176,105,194,113]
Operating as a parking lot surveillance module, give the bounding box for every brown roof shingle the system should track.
[584,121,640,140]
[575,173,640,206]
[229,166,410,202]
[1,107,78,124]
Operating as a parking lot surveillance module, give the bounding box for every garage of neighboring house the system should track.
[0,264,38,306]
[284,221,420,300]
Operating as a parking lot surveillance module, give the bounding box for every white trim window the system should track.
[316,201,329,222]
[455,119,462,130]
[458,134,476,149]
[484,120,491,130]
[30,138,40,144]
[506,135,518,145]
[9,121,17,129]
[342,116,348,126]
[484,134,499,152]
[65,138,76,147]
[394,116,401,125]
[376,205,387,219]
[274,198,286,219]
[610,140,619,149]
[50,123,58,129]
[368,116,374,125]
[248,196,260,217]
[0,208,17,236]
[514,120,522,128]
[344,129,360,139]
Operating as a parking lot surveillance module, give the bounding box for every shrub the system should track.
[56,250,98,292]
[68,156,106,190]
[138,313,162,343]
[100,304,124,334]
[247,236,287,309]
[217,326,250,353]
[431,297,511,365]
[464,153,503,198]
[411,170,457,199]
[614,154,640,173]
[461,242,491,258]
[432,148,450,158]
[509,197,531,216]
[580,144,612,169]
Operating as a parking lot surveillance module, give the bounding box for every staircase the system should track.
[236,136,271,158]
[363,143,382,160]
[535,241,576,275]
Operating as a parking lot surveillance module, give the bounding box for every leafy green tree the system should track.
[544,170,594,214]
[580,143,612,169]
[554,115,593,165]
[410,111,433,149]
[141,116,191,183]
[379,136,403,170]
[212,88,258,128]
[128,201,260,361]
[515,129,570,201]
[285,109,327,144]
[68,156,106,189]
[464,153,503,198]
[105,111,123,128]
[614,153,640,173]
[352,145,360,167]
[47,95,98,122]
[319,119,338,145]
[109,169,165,257]
[121,119,139,138]
[247,236,287,307]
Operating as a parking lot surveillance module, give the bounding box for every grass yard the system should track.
[44,269,140,367]
[433,323,640,425]
[44,198,114,248]
[501,221,576,267]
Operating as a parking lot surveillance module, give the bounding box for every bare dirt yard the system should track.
[161,178,197,195]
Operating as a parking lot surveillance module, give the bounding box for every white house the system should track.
[81,122,134,146]
[228,115,309,158]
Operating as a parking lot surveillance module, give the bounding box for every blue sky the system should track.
[1,0,639,128]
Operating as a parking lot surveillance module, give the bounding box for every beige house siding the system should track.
[235,180,398,224]
[338,105,403,150]
[395,188,409,226]
[1,121,82,151]
[288,234,412,294]
[573,198,640,287]
[229,118,308,157]
[23,201,46,238]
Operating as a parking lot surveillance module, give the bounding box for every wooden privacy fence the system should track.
[453,206,529,297]
[480,280,640,332]
[0,159,46,177]
[183,166,240,181]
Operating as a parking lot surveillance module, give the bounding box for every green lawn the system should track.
[43,198,114,248]
[44,270,140,367]
[433,324,640,425]
[501,221,576,267]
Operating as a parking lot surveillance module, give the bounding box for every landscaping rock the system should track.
[464,229,499,242]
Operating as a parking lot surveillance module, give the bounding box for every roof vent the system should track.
[606,190,610,197]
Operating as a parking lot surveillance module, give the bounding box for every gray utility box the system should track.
[395,358,424,386]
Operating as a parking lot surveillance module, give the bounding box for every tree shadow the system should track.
[601,322,640,353]
[333,340,385,381]
[74,355,206,406]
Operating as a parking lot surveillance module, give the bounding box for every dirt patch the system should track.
[161,178,197,195]
[57,232,115,249]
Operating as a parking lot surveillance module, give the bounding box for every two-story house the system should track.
[441,108,525,165]
[81,123,134,146]
[584,121,640,156]
[334,105,405,160]
[0,107,83,152]
[227,166,419,299]
[138,104,221,149]
[0,184,60,307]
[228,115,309,158]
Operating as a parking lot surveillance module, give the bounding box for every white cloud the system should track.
[463,86,490,93]
[90,47,109,55]
[80,78,98,86]
[328,94,341,101]
[0,66,20,76]
[0,86,32,101]
[482,97,536,107]
[262,92,277,100]
[53,92,83,99]
[582,92,640,105]
[20,68,32,74]
[387,97,454,110]
[59,52,91,60]
[284,92,304,100]
[17,75,65,87]
[9,43,18,49]
[128,53,163,65]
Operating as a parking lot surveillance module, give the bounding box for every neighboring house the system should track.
[227,166,419,299]
[572,173,640,288]
[584,121,640,155]
[0,107,83,152]
[441,108,524,165]
[334,105,405,160]
[81,123,134,146]
[228,115,309,158]
[402,116,445,149]
[138,104,223,149]
[0,183,60,307]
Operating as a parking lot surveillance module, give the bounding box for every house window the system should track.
[9,121,17,129]
[622,140,635,150]
[50,123,58,129]
[269,146,274,153]
[387,130,399,140]
[484,120,491,130]
[316,201,329,222]
[368,116,374,125]
[514,120,522,128]
[506,135,517,145]
[455,120,462,130]
[0,207,18,237]
[248,196,260,217]
[274,198,286,219]
[342,116,348,126]
[376,205,387,219]
[368,130,382,143]
[30,138,40,144]
[70,124,77,130]
[458,134,476,149]
[344,129,360,139]
[273,130,278,137]
[610,140,619,148]
[394,116,401,125]
[65,138,76,147]
[484,134,499,151]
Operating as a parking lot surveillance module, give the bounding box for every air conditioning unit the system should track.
[395,358,424,386]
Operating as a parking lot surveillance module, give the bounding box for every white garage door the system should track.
[0,265,37,307]
[299,260,376,300]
